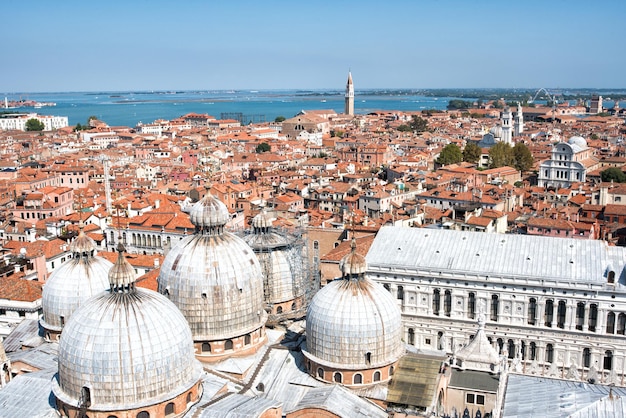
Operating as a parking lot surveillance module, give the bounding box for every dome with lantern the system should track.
[241,210,308,323]
[304,238,404,385]
[158,188,267,362]
[53,244,203,417]
[40,223,112,341]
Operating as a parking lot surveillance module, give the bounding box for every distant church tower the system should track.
[514,102,524,137]
[501,106,512,145]
[344,71,354,116]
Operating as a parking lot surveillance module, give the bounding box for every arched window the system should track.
[557,300,566,329]
[520,341,526,360]
[245,334,251,345]
[365,352,371,366]
[575,302,585,331]
[545,300,554,327]
[530,342,537,360]
[390,365,395,376]
[408,328,415,345]
[528,298,537,325]
[384,283,391,292]
[317,368,324,378]
[137,411,150,418]
[491,294,499,322]
[333,372,342,383]
[583,348,591,368]
[291,302,296,311]
[444,290,452,317]
[225,339,234,350]
[588,304,598,332]
[608,271,615,284]
[433,289,441,315]
[397,285,404,300]
[186,392,193,404]
[604,350,613,370]
[373,371,381,382]
[201,342,211,352]
[80,387,91,407]
[353,373,363,384]
[607,312,616,334]
[546,344,554,363]
[497,338,504,355]
[276,306,283,314]
[165,402,175,417]
[618,313,626,335]
[468,292,476,319]
[507,339,515,359]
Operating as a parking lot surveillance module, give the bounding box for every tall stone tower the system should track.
[514,102,524,137]
[344,71,354,116]
[501,106,512,145]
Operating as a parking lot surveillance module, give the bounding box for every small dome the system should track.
[340,239,367,277]
[568,135,587,148]
[252,210,274,230]
[54,250,202,412]
[305,277,403,370]
[41,229,112,334]
[189,192,230,229]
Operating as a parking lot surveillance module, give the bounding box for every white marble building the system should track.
[367,226,626,386]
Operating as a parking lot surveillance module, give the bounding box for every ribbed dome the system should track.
[53,251,202,412]
[243,230,302,305]
[189,192,230,229]
[305,277,404,369]
[41,229,112,333]
[568,135,587,148]
[158,195,266,341]
[252,210,273,230]
[340,239,367,277]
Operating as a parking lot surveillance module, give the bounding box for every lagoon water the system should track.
[3,90,470,127]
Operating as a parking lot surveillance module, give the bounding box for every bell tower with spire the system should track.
[344,71,354,116]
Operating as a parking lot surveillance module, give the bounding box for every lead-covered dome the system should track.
[158,191,266,357]
[305,240,403,377]
[242,211,307,323]
[41,225,112,340]
[53,246,202,415]
[568,135,587,148]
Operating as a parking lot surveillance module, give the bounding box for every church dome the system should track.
[568,135,587,148]
[189,190,230,228]
[242,211,307,320]
[489,126,503,138]
[41,225,112,338]
[53,246,202,415]
[305,242,403,373]
[158,192,266,344]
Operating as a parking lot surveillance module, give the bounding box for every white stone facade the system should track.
[367,226,626,386]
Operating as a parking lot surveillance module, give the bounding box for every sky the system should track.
[2,0,625,92]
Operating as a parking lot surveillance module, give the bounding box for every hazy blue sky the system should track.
[2,0,624,92]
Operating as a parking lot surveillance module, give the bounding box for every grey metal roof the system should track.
[502,374,626,418]
[286,384,388,418]
[448,369,499,393]
[0,368,58,418]
[7,342,58,372]
[198,393,282,418]
[366,226,626,285]
[3,319,44,353]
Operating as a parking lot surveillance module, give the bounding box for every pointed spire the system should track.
[108,242,135,293]
[339,234,367,279]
